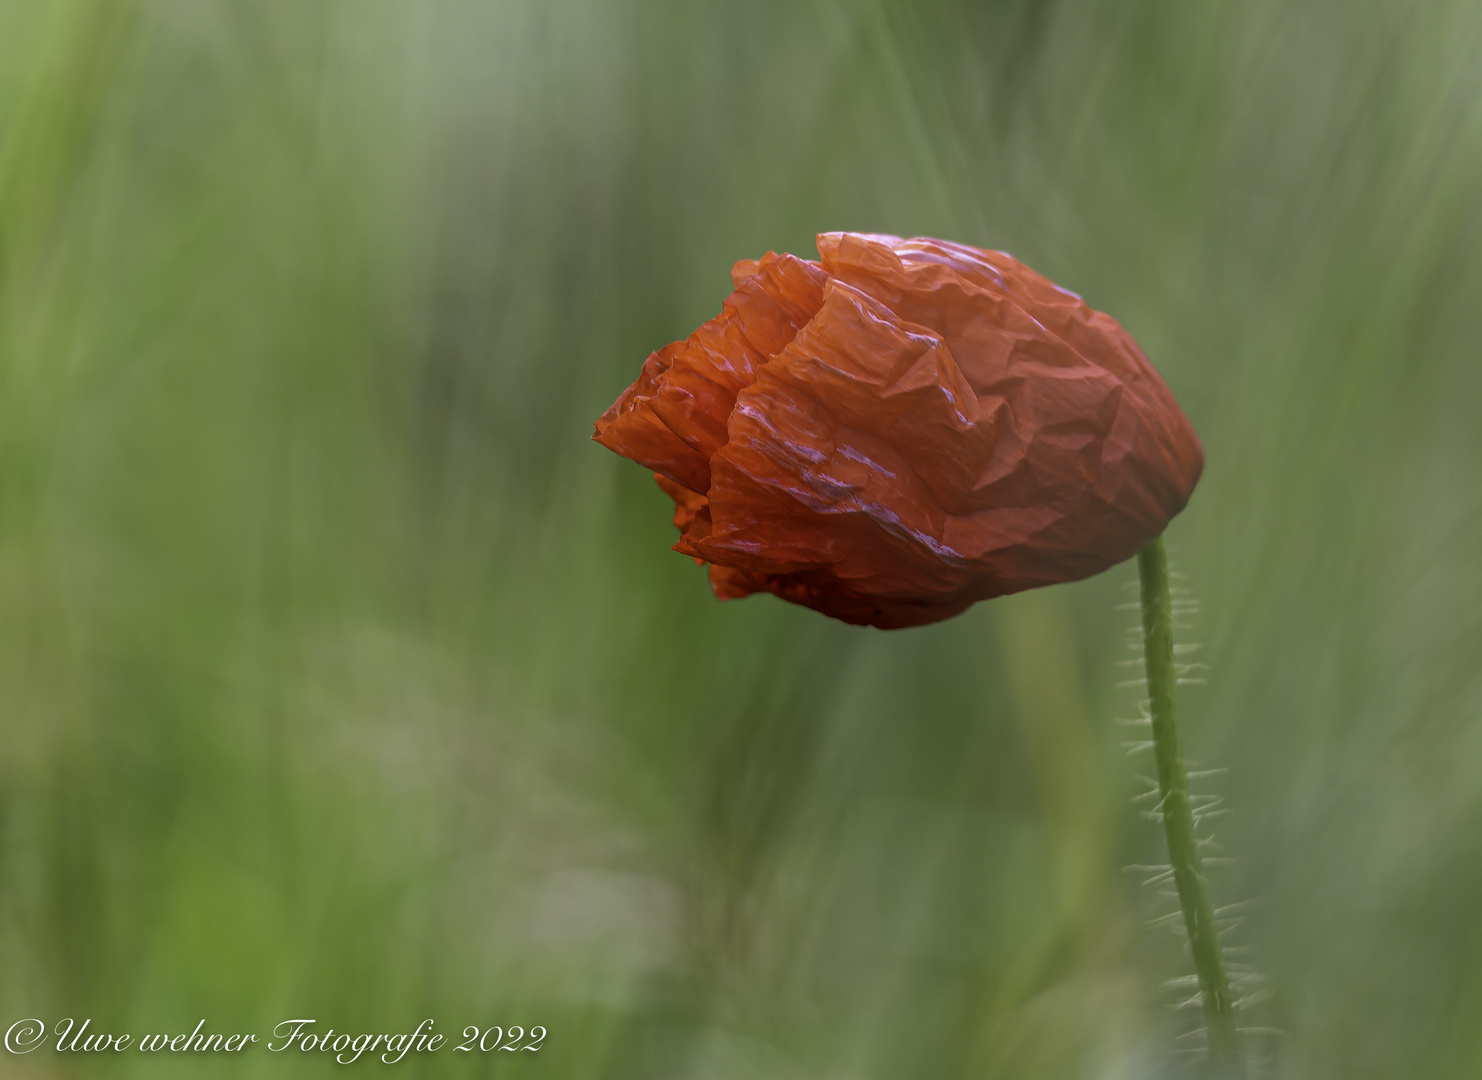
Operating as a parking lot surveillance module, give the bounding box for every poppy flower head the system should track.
[595,232,1203,629]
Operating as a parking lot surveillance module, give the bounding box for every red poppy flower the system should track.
[595,232,1202,629]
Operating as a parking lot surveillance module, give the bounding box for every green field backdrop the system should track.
[1,1,1480,1077]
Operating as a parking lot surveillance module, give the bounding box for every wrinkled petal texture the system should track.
[594,233,1203,629]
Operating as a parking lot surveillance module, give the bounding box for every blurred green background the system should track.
[1,0,1480,1077]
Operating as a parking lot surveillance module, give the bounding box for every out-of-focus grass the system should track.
[0,1,1480,1077]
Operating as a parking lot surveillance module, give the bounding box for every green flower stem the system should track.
[1137,537,1241,1075]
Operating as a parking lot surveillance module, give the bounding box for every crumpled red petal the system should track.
[596,233,1203,629]
[593,252,827,493]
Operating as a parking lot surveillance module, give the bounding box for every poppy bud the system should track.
[595,232,1202,629]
